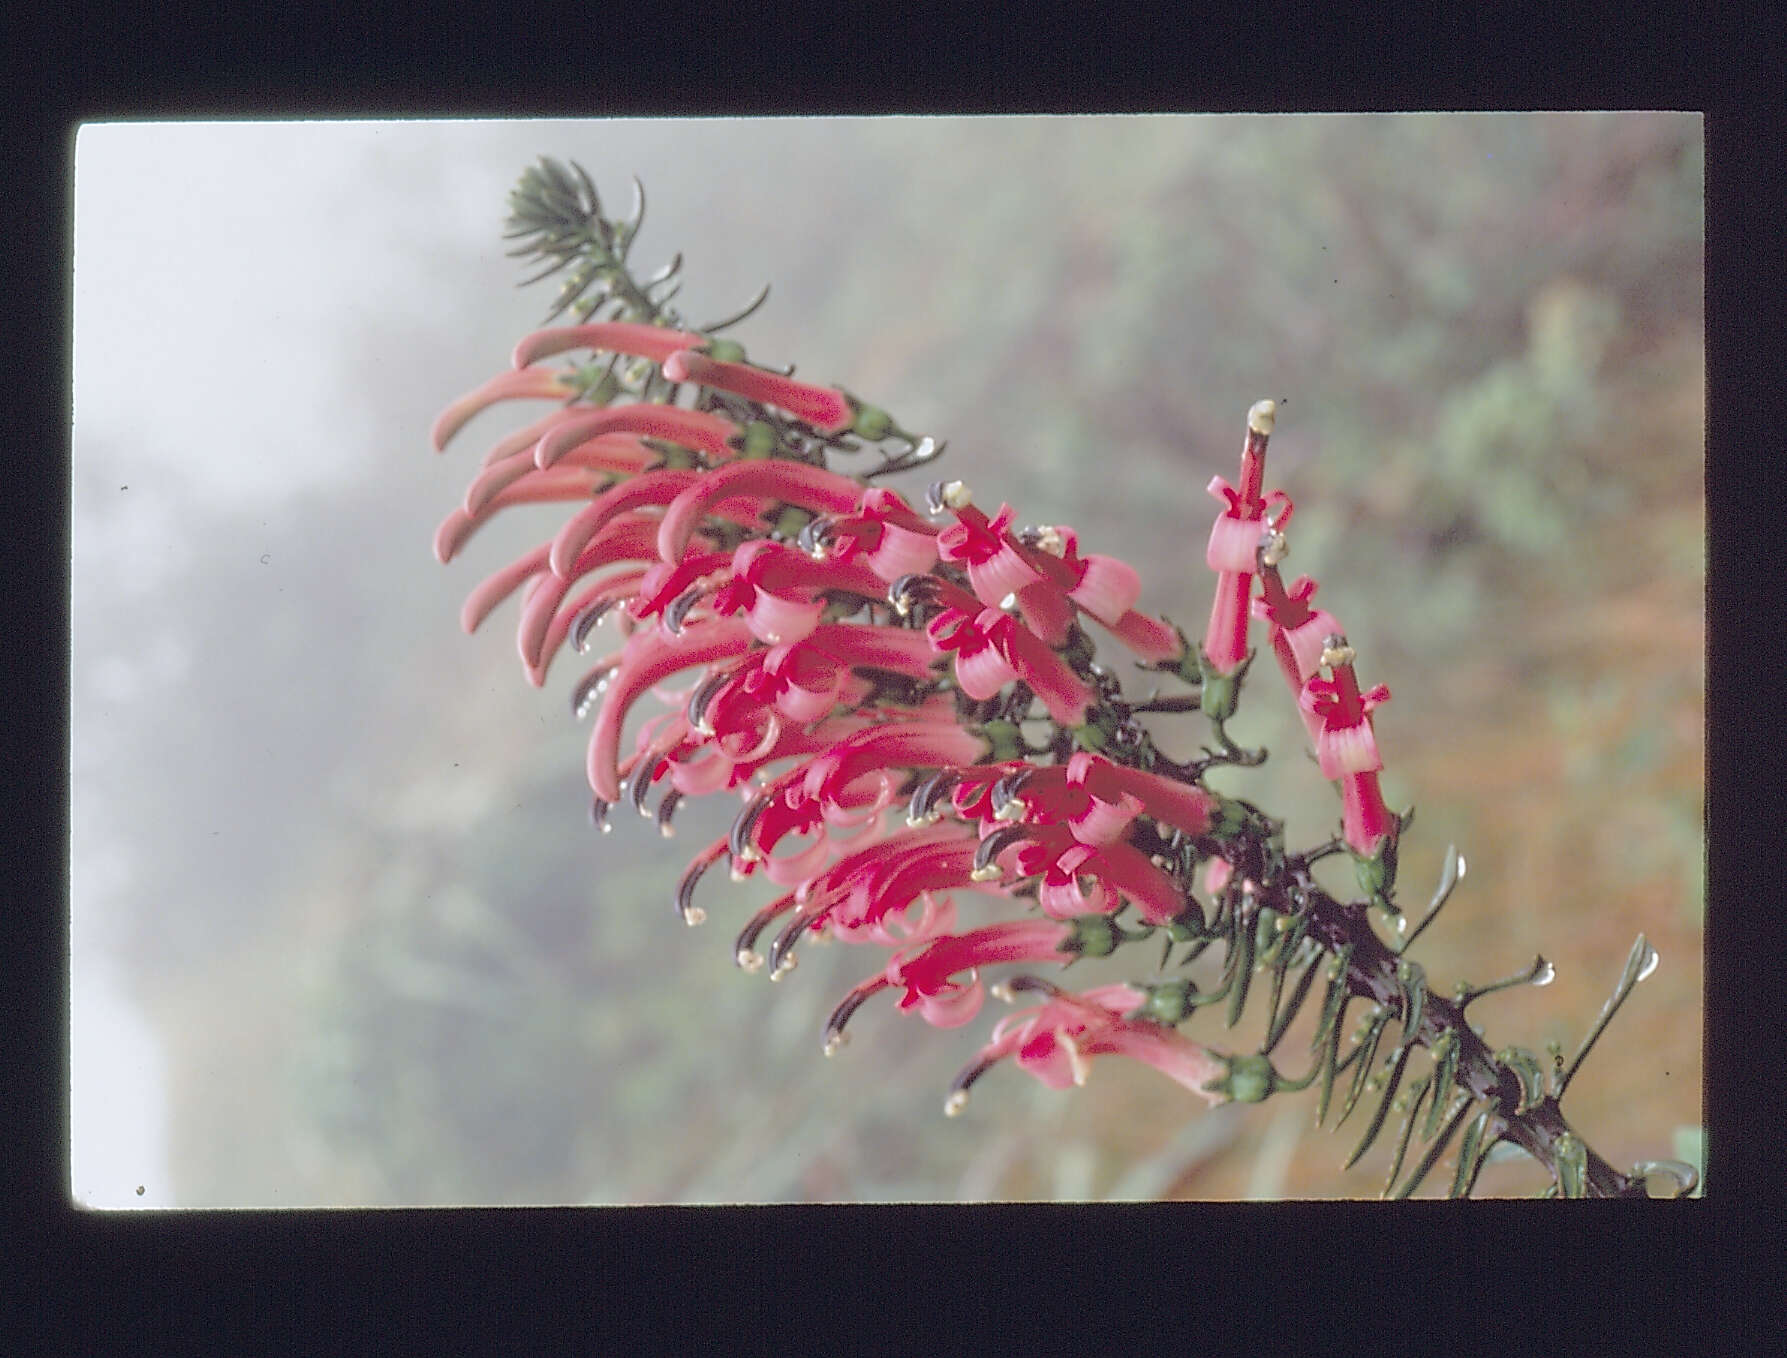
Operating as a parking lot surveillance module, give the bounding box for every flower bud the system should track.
[851,402,895,441]
[1133,980,1197,1025]
[1204,1052,1277,1104]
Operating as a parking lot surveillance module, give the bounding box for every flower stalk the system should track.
[423,162,1681,1200]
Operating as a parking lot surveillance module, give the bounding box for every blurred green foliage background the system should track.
[73,115,1701,1203]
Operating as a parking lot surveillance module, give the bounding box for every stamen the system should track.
[1320,634,1355,669]
[655,788,683,837]
[686,667,735,736]
[675,854,714,925]
[571,665,617,720]
[665,585,705,636]
[972,823,1032,877]
[906,769,959,827]
[729,791,772,860]
[571,599,618,654]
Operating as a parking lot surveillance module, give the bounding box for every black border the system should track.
[11,10,1770,1351]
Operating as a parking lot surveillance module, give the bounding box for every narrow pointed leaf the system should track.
[1343,1042,1412,1170]
[1392,1093,1473,1200]
[1380,1073,1433,1197]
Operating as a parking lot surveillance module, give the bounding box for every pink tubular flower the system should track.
[464,433,653,517]
[909,575,1094,727]
[1201,399,1282,673]
[946,980,1225,1113]
[434,465,612,565]
[825,917,1076,1043]
[432,367,578,452]
[655,458,869,565]
[802,486,941,583]
[662,347,854,435]
[510,320,707,370]
[932,490,1180,661]
[1253,553,1343,751]
[937,501,1046,605]
[708,539,889,646]
[586,617,760,804]
[747,822,998,976]
[993,750,1216,842]
[732,710,988,857]
[534,402,744,469]
[992,821,1186,925]
[1297,637,1395,857]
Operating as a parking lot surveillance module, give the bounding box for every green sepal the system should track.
[703,338,747,364]
[737,420,779,459]
[1060,915,1151,959]
[981,719,1024,763]
[850,402,896,442]
[1351,823,1402,913]
[1197,646,1254,721]
[1204,1052,1278,1104]
[1071,721,1108,753]
[1133,980,1197,1025]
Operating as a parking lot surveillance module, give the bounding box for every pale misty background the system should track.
[70,116,1703,1207]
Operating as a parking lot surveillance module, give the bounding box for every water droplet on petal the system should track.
[1394,915,1408,934]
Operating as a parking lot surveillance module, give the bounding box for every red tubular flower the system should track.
[1201,399,1280,673]
[545,468,708,578]
[757,823,996,975]
[655,458,868,565]
[996,822,1187,924]
[708,539,889,646]
[526,568,648,687]
[662,347,854,435]
[905,574,1094,727]
[533,403,744,470]
[726,714,988,878]
[432,367,578,452]
[933,488,1179,661]
[946,981,1225,1114]
[802,486,941,583]
[826,917,1076,1042]
[510,320,707,370]
[937,501,1046,606]
[1254,553,1342,751]
[1298,637,1395,857]
[587,617,760,804]
[434,466,612,565]
[992,750,1216,842]
[516,515,667,672]
[464,433,653,517]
